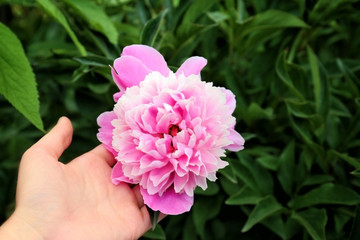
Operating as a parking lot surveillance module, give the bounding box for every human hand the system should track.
[0,117,155,240]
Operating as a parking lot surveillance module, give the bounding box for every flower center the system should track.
[168,124,180,137]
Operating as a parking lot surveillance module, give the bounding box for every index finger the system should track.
[23,117,73,161]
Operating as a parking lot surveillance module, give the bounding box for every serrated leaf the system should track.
[0,23,44,132]
[242,195,283,232]
[291,208,327,240]
[141,9,168,47]
[289,183,360,210]
[36,0,86,56]
[63,0,118,45]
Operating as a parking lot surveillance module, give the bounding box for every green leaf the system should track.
[63,0,118,45]
[276,51,306,101]
[194,180,219,196]
[277,140,295,196]
[192,195,224,238]
[244,102,274,125]
[73,56,113,67]
[236,10,309,36]
[301,174,334,187]
[260,214,286,239]
[226,186,263,205]
[256,155,279,171]
[349,206,360,240]
[291,208,327,240]
[36,0,86,56]
[141,9,168,47]
[331,150,360,169]
[142,224,166,239]
[0,23,44,132]
[177,0,217,36]
[242,195,283,232]
[289,183,360,210]
[146,207,160,231]
[307,46,330,117]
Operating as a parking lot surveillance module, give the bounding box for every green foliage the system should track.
[1,0,360,239]
[0,22,43,132]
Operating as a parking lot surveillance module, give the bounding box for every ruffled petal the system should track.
[122,44,171,76]
[221,88,236,114]
[176,56,207,77]
[226,128,245,151]
[140,187,194,215]
[97,111,117,156]
[112,162,135,185]
[113,55,152,90]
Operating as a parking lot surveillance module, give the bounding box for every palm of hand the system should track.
[14,118,150,240]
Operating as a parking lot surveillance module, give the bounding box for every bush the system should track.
[1,0,360,239]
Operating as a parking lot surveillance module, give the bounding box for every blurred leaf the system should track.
[260,214,286,239]
[177,0,217,36]
[87,83,111,94]
[243,102,274,125]
[241,195,283,232]
[307,46,330,117]
[141,9,168,47]
[0,23,44,131]
[36,0,86,56]
[236,10,309,36]
[349,206,360,240]
[142,224,166,239]
[331,150,360,169]
[73,56,113,67]
[192,195,224,238]
[194,180,219,196]
[276,51,305,101]
[291,208,327,240]
[226,186,262,205]
[256,155,279,171]
[207,11,229,23]
[277,141,295,196]
[63,0,118,45]
[289,183,360,210]
[301,174,334,187]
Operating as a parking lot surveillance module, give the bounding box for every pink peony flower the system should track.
[97,45,244,215]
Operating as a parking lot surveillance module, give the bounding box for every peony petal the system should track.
[111,162,135,185]
[113,55,152,90]
[122,44,171,76]
[97,111,117,156]
[176,56,207,77]
[226,128,245,151]
[220,88,236,114]
[113,92,123,102]
[141,187,194,215]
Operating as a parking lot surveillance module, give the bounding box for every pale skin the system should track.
[0,117,160,240]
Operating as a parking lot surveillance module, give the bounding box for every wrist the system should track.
[0,210,44,240]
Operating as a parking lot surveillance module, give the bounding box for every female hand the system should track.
[0,117,152,240]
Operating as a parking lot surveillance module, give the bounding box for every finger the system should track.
[132,185,144,208]
[24,117,73,161]
[87,145,116,167]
